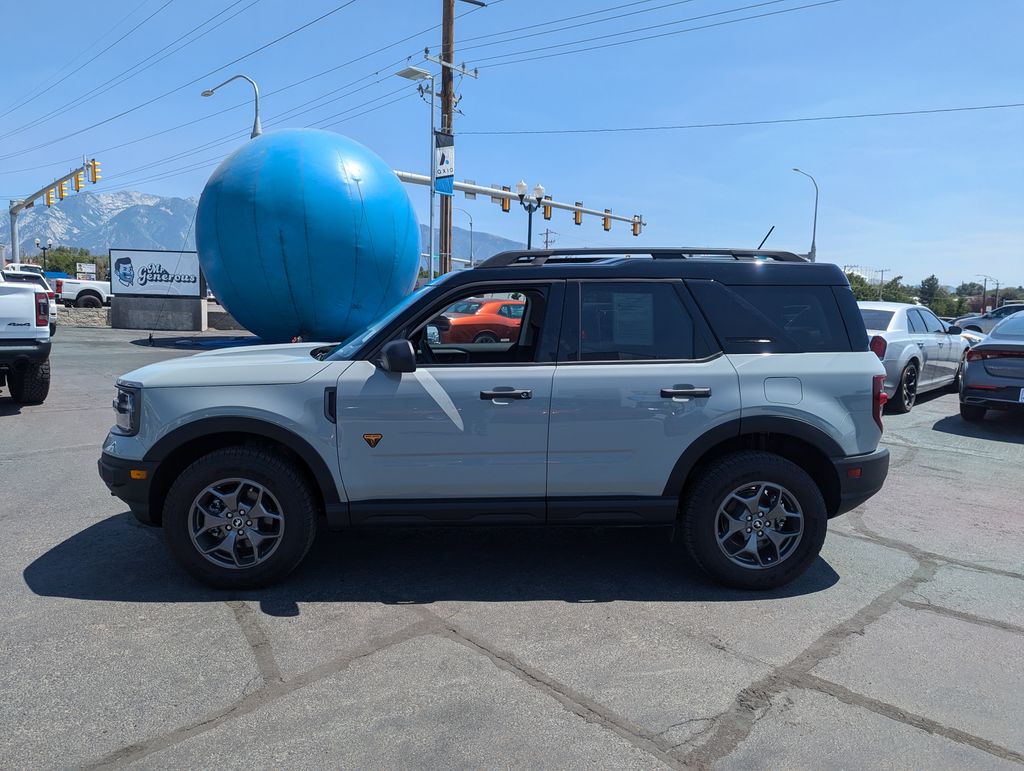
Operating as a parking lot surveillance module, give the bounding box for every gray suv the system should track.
[98,248,889,591]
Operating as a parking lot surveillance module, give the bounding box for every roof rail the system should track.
[476,247,806,268]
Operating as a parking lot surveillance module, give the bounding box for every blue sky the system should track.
[2,0,1022,286]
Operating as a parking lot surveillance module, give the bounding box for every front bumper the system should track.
[98,452,158,525]
[831,447,890,516]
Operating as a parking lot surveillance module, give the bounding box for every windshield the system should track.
[326,276,453,360]
[992,313,1024,338]
[859,308,894,331]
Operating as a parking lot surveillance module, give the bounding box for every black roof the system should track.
[452,247,848,286]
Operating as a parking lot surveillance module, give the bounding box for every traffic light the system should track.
[58,181,68,200]
[574,202,583,226]
[603,209,611,231]
[45,188,54,207]
[632,218,642,237]
[73,170,85,192]
[89,158,101,183]
[501,185,510,213]
[542,195,552,220]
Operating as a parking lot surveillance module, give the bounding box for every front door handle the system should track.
[661,387,712,398]
[481,388,532,400]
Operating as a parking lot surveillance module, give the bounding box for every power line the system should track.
[0,0,177,122]
[472,0,842,69]
[0,0,361,163]
[0,0,263,143]
[461,101,1024,135]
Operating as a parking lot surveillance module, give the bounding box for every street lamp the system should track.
[201,74,262,138]
[454,207,475,267]
[792,168,818,262]
[396,65,437,279]
[35,237,52,272]
[516,181,545,250]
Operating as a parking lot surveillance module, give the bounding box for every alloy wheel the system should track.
[188,478,285,569]
[715,481,804,569]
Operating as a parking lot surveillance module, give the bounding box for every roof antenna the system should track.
[757,225,775,250]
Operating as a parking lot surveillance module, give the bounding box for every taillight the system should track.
[47,291,55,300]
[55,279,63,295]
[872,374,886,433]
[966,348,1024,362]
[869,335,887,360]
[35,292,48,326]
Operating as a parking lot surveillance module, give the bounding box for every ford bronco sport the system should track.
[98,248,889,590]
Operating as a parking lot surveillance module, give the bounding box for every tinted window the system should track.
[688,282,852,353]
[578,282,697,361]
[918,309,944,333]
[993,314,1024,338]
[500,304,524,319]
[859,309,894,331]
[906,310,924,333]
[447,300,482,314]
[995,304,1023,317]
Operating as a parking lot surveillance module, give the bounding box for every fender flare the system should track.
[144,416,341,505]
[661,416,844,498]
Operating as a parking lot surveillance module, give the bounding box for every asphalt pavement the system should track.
[1,327,1022,769]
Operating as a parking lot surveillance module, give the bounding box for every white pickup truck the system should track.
[0,271,51,404]
[55,277,112,308]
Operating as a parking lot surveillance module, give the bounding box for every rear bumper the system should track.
[0,338,51,367]
[831,447,890,516]
[98,452,158,525]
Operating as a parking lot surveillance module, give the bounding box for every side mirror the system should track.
[379,339,416,373]
[946,325,962,335]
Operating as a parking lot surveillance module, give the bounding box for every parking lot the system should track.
[2,326,1022,769]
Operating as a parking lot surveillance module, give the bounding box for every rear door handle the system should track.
[481,388,533,400]
[661,387,712,398]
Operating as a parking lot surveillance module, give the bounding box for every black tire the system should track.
[959,403,986,422]
[888,362,918,414]
[76,293,102,309]
[950,354,966,392]
[473,331,499,343]
[163,446,319,589]
[681,451,828,590]
[49,322,56,337]
[7,359,50,405]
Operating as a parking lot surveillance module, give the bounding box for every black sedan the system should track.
[960,312,1024,421]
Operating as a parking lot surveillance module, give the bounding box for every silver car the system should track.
[955,302,1024,334]
[858,301,969,413]
[959,311,1024,421]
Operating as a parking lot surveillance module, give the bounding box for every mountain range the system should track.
[0,190,523,266]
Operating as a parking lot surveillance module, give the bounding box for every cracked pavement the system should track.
[2,328,1022,769]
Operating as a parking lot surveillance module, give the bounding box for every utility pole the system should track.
[438,0,455,275]
[877,268,889,300]
[540,228,557,249]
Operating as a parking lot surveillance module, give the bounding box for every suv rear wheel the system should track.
[681,451,827,590]
[163,446,318,589]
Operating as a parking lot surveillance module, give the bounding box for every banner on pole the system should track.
[433,131,454,196]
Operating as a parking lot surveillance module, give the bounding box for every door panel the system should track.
[547,358,741,507]
[908,309,941,384]
[336,362,554,520]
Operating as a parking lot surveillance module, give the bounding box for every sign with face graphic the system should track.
[109,249,203,297]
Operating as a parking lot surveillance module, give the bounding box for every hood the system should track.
[118,342,338,388]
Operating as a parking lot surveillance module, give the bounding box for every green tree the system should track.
[845,272,877,301]
[956,281,983,297]
[37,246,96,276]
[918,274,940,307]
[879,275,911,303]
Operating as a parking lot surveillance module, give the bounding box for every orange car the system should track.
[436,298,525,344]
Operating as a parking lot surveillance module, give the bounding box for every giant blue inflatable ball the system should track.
[196,128,420,342]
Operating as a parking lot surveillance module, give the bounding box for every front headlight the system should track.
[113,384,141,435]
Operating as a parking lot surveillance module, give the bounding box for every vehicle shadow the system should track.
[932,410,1024,445]
[0,396,23,416]
[23,513,840,616]
[128,335,260,350]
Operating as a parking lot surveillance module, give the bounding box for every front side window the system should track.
[576,281,698,361]
[918,309,944,333]
[411,286,551,365]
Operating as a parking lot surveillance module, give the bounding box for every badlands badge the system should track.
[363,433,383,448]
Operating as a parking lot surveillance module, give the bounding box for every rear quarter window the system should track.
[686,281,856,353]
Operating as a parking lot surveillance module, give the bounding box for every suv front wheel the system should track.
[163,446,319,589]
[681,451,827,590]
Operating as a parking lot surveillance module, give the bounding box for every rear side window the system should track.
[906,310,924,333]
[687,281,853,353]
[574,281,702,361]
[860,309,894,331]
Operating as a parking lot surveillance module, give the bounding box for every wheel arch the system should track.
[143,417,341,525]
[664,417,843,518]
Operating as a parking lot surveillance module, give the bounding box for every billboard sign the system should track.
[433,130,454,196]
[109,249,203,297]
[76,262,97,280]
